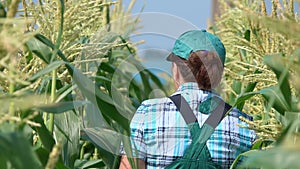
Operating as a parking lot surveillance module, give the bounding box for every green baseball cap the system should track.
[167,30,226,65]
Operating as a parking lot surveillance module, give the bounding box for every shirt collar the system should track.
[176,82,200,93]
[174,82,219,96]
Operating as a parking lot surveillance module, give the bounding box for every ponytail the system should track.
[171,51,223,90]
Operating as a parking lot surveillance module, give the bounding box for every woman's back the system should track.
[129,82,256,169]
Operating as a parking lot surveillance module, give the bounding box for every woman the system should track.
[119,30,256,169]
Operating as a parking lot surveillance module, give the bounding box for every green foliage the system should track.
[240,119,300,169]
[214,0,300,168]
[0,2,6,18]
[0,0,168,168]
[241,145,300,169]
[81,128,123,169]
[25,37,53,64]
[0,132,43,169]
[215,0,299,139]
[74,159,105,169]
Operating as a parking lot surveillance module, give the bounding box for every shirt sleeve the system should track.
[130,103,148,160]
[120,102,148,161]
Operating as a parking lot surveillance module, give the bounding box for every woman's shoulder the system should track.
[140,97,172,106]
[135,97,173,115]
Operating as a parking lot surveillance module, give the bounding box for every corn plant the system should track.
[0,0,167,168]
[238,49,300,169]
[213,0,300,168]
[214,0,299,141]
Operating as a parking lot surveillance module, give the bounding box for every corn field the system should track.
[214,0,300,168]
[0,0,300,169]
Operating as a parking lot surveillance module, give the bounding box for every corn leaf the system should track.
[50,0,64,63]
[259,86,291,115]
[27,34,131,131]
[264,54,292,110]
[66,63,130,132]
[35,147,69,169]
[0,132,43,169]
[35,147,49,166]
[236,81,257,111]
[54,111,81,168]
[29,61,65,81]
[94,76,134,119]
[74,159,105,169]
[25,37,52,64]
[81,128,122,169]
[33,34,69,62]
[0,154,7,169]
[36,101,88,114]
[233,92,257,108]
[240,145,300,169]
[32,114,55,152]
[0,95,45,113]
[0,2,6,18]
[230,150,258,169]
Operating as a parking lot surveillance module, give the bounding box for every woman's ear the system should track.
[172,62,178,79]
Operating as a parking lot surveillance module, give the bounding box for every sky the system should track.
[121,0,298,77]
[122,0,212,75]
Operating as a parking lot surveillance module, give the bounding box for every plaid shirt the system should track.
[128,82,256,169]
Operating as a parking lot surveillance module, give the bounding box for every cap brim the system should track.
[166,53,173,62]
[166,53,183,62]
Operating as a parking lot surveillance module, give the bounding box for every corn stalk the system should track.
[214,0,299,140]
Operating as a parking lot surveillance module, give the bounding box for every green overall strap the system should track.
[169,94,200,141]
[169,94,232,142]
[167,94,232,168]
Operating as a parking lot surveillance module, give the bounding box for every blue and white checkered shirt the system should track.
[128,82,256,169]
